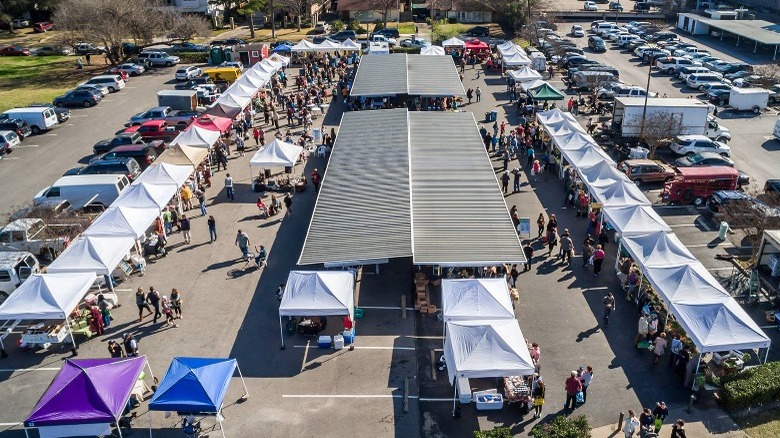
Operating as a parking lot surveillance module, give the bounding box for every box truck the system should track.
[611,97,730,142]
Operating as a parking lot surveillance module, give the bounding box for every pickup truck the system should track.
[74,43,106,55]
[361,35,396,47]
[134,51,181,67]
[126,106,197,127]
[0,251,40,305]
[0,218,71,259]
[400,37,430,48]
[122,120,180,142]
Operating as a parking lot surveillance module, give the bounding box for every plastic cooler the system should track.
[318,335,332,349]
[333,334,345,350]
[342,328,355,344]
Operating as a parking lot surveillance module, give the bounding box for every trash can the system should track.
[485,111,493,122]
[490,110,498,121]
[719,221,729,240]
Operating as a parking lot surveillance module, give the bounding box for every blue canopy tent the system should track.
[147,357,248,437]
[272,44,292,53]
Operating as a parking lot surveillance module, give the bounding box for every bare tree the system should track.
[751,64,780,88]
[355,0,398,28]
[636,111,685,158]
[278,0,310,31]
[53,0,210,64]
[718,186,780,258]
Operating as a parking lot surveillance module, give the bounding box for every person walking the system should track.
[146,287,162,324]
[253,127,261,146]
[527,145,535,167]
[546,227,558,256]
[466,88,473,104]
[512,168,521,192]
[207,215,217,242]
[180,214,191,244]
[170,288,183,319]
[197,188,207,216]
[161,296,177,327]
[639,408,654,436]
[135,287,152,322]
[108,340,125,358]
[311,168,321,192]
[536,213,545,238]
[559,229,573,263]
[224,173,234,201]
[635,314,650,346]
[475,86,482,102]
[235,229,250,260]
[670,419,686,438]
[548,64,554,79]
[623,410,639,438]
[592,244,605,276]
[653,333,668,365]
[669,334,683,367]
[283,193,293,217]
[523,241,534,271]
[603,292,615,327]
[500,171,510,194]
[580,366,593,403]
[564,371,582,412]
[123,333,139,357]
[532,379,545,419]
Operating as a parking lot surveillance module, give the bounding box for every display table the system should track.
[21,323,70,348]
[503,376,530,404]
[474,389,503,411]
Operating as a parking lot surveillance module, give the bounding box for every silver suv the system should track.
[136,51,180,67]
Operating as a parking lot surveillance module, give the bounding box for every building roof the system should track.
[350,54,466,97]
[679,13,780,45]
[298,109,524,267]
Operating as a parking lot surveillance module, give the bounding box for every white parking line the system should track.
[16,144,39,148]
[0,367,60,373]
[686,242,733,248]
[0,422,21,427]
[293,345,416,351]
[695,217,713,232]
[41,133,57,136]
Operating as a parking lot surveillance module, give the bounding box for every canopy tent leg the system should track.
[117,423,124,438]
[108,276,115,292]
[765,347,770,364]
[279,315,285,350]
[235,364,250,399]
[65,316,78,356]
[149,408,153,438]
[691,355,701,390]
[754,40,758,53]
[24,428,29,438]
[145,359,155,388]
[774,45,778,60]
[452,379,458,417]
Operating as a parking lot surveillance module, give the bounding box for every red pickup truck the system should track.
[122,120,180,143]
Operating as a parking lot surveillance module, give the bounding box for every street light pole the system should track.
[639,54,654,140]
[398,0,401,29]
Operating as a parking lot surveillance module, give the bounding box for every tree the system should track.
[751,64,780,88]
[355,0,397,29]
[278,0,310,31]
[636,111,685,158]
[719,185,780,259]
[237,0,266,39]
[53,0,210,64]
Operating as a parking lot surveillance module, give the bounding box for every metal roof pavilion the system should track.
[298,109,524,267]
[349,54,466,97]
[678,13,780,58]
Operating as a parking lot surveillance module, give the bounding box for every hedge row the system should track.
[391,47,421,54]
[175,52,210,63]
[721,361,780,412]
[530,415,591,438]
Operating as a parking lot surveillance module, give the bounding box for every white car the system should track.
[400,37,430,48]
[314,22,331,34]
[219,61,244,71]
[0,130,21,153]
[176,65,202,81]
[116,63,146,76]
[571,25,585,37]
[76,84,109,96]
[584,1,598,10]
[670,135,731,156]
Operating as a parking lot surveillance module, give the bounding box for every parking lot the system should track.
[0,16,778,438]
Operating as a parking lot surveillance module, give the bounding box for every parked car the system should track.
[670,134,731,156]
[219,61,244,71]
[95,144,161,169]
[314,22,332,34]
[608,1,624,11]
[53,89,103,108]
[121,42,142,55]
[93,132,145,155]
[135,51,180,67]
[584,1,598,10]
[0,46,31,56]
[74,43,106,55]
[36,45,72,56]
[716,63,752,75]
[176,66,202,81]
[329,30,357,42]
[0,118,32,140]
[674,151,734,168]
[121,120,180,142]
[633,2,651,11]
[465,26,490,37]
[81,75,125,93]
[175,77,213,90]
[115,62,145,76]
[79,157,142,181]
[32,22,53,32]
[655,57,699,75]
[571,25,585,37]
[76,84,109,96]
[12,19,30,28]
[0,131,21,153]
[168,42,208,52]
[371,28,400,39]
[618,159,675,185]
[400,37,429,48]
[104,67,129,81]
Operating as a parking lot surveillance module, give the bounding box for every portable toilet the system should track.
[209,46,224,65]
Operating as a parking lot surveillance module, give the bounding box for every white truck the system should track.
[0,218,72,259]
[727,87,769,114]
[0,251,40,305]
[612,97,730,142]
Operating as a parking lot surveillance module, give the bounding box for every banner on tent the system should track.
[517,218,531,238]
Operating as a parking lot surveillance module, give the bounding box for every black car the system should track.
[94,143,161,169]
[175,77,214,90]
[0,118,32,140]
[633,2,650,11]
[588,36,606,52]
[372,28,400,39]
[329,30,357,42]
[270,40,295,48]
[709,88,731,105]
[79,157,142,181]
[29,102,70,122]
[465,26,490,37]
[52,89,102,108]
[211,38,246,46]
[608,1,624,11]
[93,132,145,155]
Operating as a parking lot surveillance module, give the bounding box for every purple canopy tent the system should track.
[24,356,154,438]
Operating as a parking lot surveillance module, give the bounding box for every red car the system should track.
[104,67,130,81]
[33,22,53,33]
[0,46,31,56]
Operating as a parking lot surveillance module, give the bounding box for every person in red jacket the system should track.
[565,370,583,412]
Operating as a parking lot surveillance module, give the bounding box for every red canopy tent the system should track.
[464,38,489,53]
[192,114,233,133]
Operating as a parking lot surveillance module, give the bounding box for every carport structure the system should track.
[677,13,780,59]
[349,54,466,98]
[298,109,524,268]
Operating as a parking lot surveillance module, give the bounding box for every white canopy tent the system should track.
[420,45,446,56]
[268,53,291,65]
[291,40,318,52]
[501,52,531,67]
[84,206,158,240]
[261,58,283,72]
[620,231,698,268]
[156,143,209,167]
[442,37,466,48]
[340,39,361,51]
[507,66,542,83]
[496,41,523,54]
[170,125,221,149]
[243,67,272,85]
[578,160,626,188]
[137,163,193,187]
[46,235,135,276]
[234,71,267,89]
[519,78,546,92]
[564,146,614,170]
[251,62,276,76]
[249,138,303,170]
[590,180,651,206]
[444,319,535,413]
[641,263,731,305]
[278,270,355,348]
[441,279,514,322]
[672,299,771,352]
[112,182,175,212]
[603,205,671,236]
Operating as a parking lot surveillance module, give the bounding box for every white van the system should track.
[1,107,58,135]
[34,174,130,209]
[82,75,126,93]
[597,23,619,35]
[686,73,726,90]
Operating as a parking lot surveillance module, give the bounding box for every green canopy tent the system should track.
[529,83,565,101]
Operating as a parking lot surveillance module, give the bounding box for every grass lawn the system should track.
[397,22,417,34]
[736,410,780,438]
[248,27,316,42]
[0,55,110,112]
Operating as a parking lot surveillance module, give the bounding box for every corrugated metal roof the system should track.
[408,112,525,266]
[297,109,413,265]
[349,55,408,97]
[407,55,466,97]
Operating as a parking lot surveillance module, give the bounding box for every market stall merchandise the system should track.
[148,357,248,438]
[24,356,153,438]
[278,270,356,348]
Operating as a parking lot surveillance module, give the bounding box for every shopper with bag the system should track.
[564,371,582,412]
[532,380,545,419]
[623,410,639,437]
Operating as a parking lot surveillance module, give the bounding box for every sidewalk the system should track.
[591,407,746,438]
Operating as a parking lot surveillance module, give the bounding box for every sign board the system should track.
[517,217,531,238]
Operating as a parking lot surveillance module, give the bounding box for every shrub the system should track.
[448,17,458,24]
[391,46,421,54]
[332,19,344,32]
[721,361,780,412]
[373,19,385,31]
[176,52,209,63]
[474,427,512,438]
[347,19,362,31]
[425,17,432,25]
[530,415,591,438]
